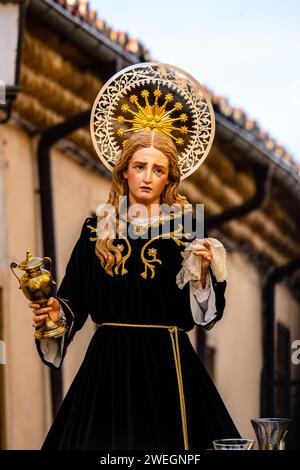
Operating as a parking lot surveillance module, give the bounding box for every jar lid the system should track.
[18,251,44,270]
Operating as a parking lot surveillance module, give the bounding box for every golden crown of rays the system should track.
[116,89,189,146]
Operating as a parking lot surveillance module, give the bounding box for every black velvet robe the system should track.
[36,215,240,450]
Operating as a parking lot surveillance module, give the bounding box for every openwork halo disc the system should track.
[90,62,215,180]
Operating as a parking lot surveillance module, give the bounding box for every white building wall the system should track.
[0,123,47,449]
[205,252,262,443]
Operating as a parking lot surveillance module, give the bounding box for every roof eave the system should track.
[216,112,300,203]
[28,0,140,66]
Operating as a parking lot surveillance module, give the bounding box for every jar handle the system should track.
[43,257,51,270]
[10,262,22,288]
[43,257,57,285]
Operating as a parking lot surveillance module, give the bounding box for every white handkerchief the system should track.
[176,237,227,288]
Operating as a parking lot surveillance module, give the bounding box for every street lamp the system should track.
[0,0,26,123]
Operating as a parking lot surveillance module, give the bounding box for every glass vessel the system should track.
[213,438,254,450]
[251,418,291,450]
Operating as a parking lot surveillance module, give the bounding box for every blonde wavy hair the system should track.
[95,130,189,276]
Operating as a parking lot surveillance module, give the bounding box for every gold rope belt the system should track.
[97,322,189,450]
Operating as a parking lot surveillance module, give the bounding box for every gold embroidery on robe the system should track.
[140,224,191,279]
[87,224,97,242]
[90,212,193,279]
[114,238,131,275]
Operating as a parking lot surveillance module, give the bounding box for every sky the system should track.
[92,0,300,162]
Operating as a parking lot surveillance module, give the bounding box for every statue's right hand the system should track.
[28,297,60,328]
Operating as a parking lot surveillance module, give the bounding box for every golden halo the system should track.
[90,62,215,181]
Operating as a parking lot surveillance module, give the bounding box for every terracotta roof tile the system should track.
[54,0,149,61]
[212,90,298,173]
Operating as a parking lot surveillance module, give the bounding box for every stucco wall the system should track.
[0,123,47,449]
[206,252,262,443]
[276,283,300,410]
[204,252,300,444]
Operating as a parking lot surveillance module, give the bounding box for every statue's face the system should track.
[123,147,170,208]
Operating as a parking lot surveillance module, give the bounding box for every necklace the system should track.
[128,214,165,235]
